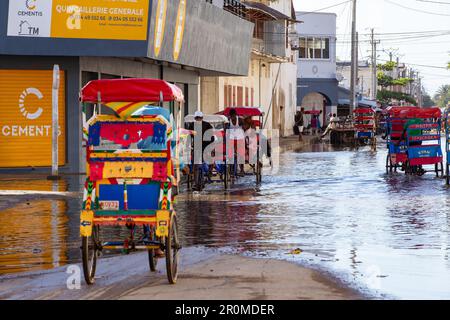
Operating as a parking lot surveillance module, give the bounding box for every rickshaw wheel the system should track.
[386,154,392,173]
[166,215,180,284]
[148,227,158,272]
[81,225,99,285]
[435,162,444,178]
[446,163,450,185]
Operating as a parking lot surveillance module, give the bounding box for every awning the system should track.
[80,78,184,103]
[242,1,301,22]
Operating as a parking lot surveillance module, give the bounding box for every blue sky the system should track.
[294,0,450,96]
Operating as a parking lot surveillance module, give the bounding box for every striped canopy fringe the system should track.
[104,102,152,120]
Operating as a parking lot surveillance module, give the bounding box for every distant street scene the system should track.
[0,0,449,303]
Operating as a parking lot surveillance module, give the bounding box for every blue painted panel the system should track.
[99,183,161,210]
[408,145,442,159]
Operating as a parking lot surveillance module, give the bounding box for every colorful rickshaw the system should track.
[353,107,376,146]
[386,106,443,176]
[217,107,266,184]
[79,78,184,285]
[184,114,230,191]
[444,107,450,185]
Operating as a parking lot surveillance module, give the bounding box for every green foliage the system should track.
[422,94,435,107]
[434,85,450,108]
[377,89,417,105]
[377,72,413,88]
[378,61,397,71]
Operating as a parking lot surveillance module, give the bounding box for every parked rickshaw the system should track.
[444,107,450,184]
[217,107,266,184]
[353,107,376,146]
[385,106,443,176]
[184,114,230,191]
[79,78,184,285]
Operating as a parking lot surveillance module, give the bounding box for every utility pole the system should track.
[418,75,422,108]
[356,32,359,104]
[350,0,357,112]
[370,29,380,101]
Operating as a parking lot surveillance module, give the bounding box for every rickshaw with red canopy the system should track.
[385,106,443,176]
[353,107,376,146]
[79,78,185,285]
[216,107,265,184]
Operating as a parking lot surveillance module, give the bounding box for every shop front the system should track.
[0,0,253,173]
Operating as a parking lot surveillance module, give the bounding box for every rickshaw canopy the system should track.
[354,108,374,114]
[304,110,321,115]
[80,78,184,103]
[184,114,229,124]
[387,106,441,119]
[217,107,263,117]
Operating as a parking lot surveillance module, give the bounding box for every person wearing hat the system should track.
[187,111,214,189]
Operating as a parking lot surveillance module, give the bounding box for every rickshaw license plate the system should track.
[99,201,119,210]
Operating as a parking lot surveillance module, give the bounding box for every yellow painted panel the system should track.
[0,70,66,168]
[156,210,170,237]
[80,210,94,237]
[102,161,154,178]
[50,0,149,41]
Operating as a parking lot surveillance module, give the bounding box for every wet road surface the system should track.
[1,142,450,299]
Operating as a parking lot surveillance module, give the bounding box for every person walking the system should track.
[227,108,245,176]
[321,113,339,138]
[294,108,305,141]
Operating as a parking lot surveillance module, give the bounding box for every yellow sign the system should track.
[51,0,149,40]
[173,0,186,61]
[154,0,168,57]
[0,70,66,168]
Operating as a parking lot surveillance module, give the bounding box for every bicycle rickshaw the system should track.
[79,78,184,285]
[444,107,450,184]
[385,106,443,176]
[353,107,376,146]
[184,114,230,191]
[216,107,266,184]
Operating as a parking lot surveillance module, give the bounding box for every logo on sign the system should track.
[26,0,36,11]
[19,88,44,120]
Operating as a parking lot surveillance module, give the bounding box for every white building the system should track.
[337,60,373,99]
[201,0,299,137]
[296,11,338,125]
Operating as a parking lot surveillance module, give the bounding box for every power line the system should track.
[378,58,450,69]
[416,0,450,4]
[296,0,352,16]
[385,0,450,16]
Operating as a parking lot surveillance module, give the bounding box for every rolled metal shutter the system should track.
[0,70,66,168]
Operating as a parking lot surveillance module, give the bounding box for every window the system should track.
[252,19,264,40]
[299,36,331,60]
[322,38,330,59]
[307,37,314,58]
[299,38,306,58]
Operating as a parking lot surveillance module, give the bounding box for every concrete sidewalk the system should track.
[279,134,320,153]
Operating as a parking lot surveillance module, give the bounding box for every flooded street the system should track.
[1,142,450,299]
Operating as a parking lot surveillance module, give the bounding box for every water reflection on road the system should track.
[177,143,450,299]
[1,143,449,299]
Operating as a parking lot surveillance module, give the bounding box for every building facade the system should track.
[337,60,374,99]
[201,0,299,137]
[296,11,338,125]
[0,0,254,172]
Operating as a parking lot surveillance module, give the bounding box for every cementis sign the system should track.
[7,0,149,41]
[0,70,66,167]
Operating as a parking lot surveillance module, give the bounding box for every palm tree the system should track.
[434,85,450,108]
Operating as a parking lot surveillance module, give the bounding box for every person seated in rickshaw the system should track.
[227,109,246,176]
[187,111,215,188]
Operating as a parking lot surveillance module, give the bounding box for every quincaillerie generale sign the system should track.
[7,0,149,41]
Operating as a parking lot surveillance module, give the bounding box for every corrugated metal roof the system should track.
[242,1,302,22]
